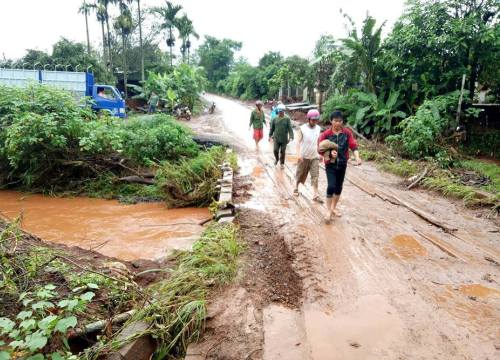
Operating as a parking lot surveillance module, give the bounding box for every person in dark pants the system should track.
[318,111,362,222]
[269,104,294,169]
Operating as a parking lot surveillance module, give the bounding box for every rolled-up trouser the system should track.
[273,141,287,164]
[296,158,319,188]
[325,163,347,197]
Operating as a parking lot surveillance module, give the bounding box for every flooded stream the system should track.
[0,191,210,261]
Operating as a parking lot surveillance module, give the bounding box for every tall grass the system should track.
[156,146,227,208]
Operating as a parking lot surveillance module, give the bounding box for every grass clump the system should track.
[459,160,500,194]
[156,146,227,208]
[421,176,477,204]
[379,159,419,178]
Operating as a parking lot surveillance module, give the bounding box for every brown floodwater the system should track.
[0,191,210,261]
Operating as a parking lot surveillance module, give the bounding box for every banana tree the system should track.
[341,14,385,94]
[351,90,406,134]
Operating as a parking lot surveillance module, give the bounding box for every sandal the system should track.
[313,196,324,204]
[293,189,299,196]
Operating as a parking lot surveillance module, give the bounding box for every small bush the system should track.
[119,114,199,165]
[386,91,461,158]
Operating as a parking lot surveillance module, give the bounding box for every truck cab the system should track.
[92,85,126,118]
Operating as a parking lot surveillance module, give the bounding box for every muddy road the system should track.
[187,94,499,360]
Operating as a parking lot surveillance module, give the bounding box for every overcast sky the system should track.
[0,0,405,65]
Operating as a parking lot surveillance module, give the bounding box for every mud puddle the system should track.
[384,234,428,260]
[0,190,210,261]
[302,295,404,360]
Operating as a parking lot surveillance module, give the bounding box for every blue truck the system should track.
[0,68,126,118]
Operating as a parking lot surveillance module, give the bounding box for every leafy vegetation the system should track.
[128,64,207,111]
[0,219,140,359]
[0,84,234,207]
[0,284,92,359]
[386,92,463,158]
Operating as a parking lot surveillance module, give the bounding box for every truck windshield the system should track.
[97,87,118,100]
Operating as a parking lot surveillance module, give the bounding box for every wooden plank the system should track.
[415,231,465,261]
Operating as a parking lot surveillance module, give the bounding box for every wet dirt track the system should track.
[0,191,210,261]
[188,94,499,360]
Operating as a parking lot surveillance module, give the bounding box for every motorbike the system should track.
[175,106,191,121]
[208,102,216,114]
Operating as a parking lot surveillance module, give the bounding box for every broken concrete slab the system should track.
[105,321,155,360]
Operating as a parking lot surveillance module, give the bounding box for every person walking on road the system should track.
[249,100,266,151]
[269,104,294,169]
[318,111,362,222]
[294,109,323,203]
[148,92,159,114]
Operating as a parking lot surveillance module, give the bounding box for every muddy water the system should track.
[0,191,210,261]
[384,234,428,260]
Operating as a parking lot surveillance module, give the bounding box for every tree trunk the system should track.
[318,90,323,113]
[122,34,128,98]
[169,27,173,67]
[181,40,186,63]
[105,16,113,71]
[137,0,144,82]
[101,21,107,63]
[85,11,91,55]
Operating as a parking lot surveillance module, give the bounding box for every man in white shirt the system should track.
[294,109,323,203]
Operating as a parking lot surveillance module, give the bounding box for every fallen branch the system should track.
[53,254,125,284]
[119,176,155,185]
[346,172,456,233]
[415,230,464,261]
[71,310,136,337]
[347,125,368,141]
[199,217,213,226]
[484,256,499,266]
[407,166,429,190]
[134,268,171,277]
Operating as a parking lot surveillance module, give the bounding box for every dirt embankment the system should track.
[186,200,303,359]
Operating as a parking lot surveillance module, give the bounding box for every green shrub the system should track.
[386,91,461,158]
[0,85,200,191]
[119,114,199,165]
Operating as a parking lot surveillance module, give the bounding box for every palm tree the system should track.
[114,0,133,98]
[136,0,144,81]
[99,0,117,72]
[95,3,108,65]
[151,1,182,67]
[78,1,95,55]
[176,14,199,64]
